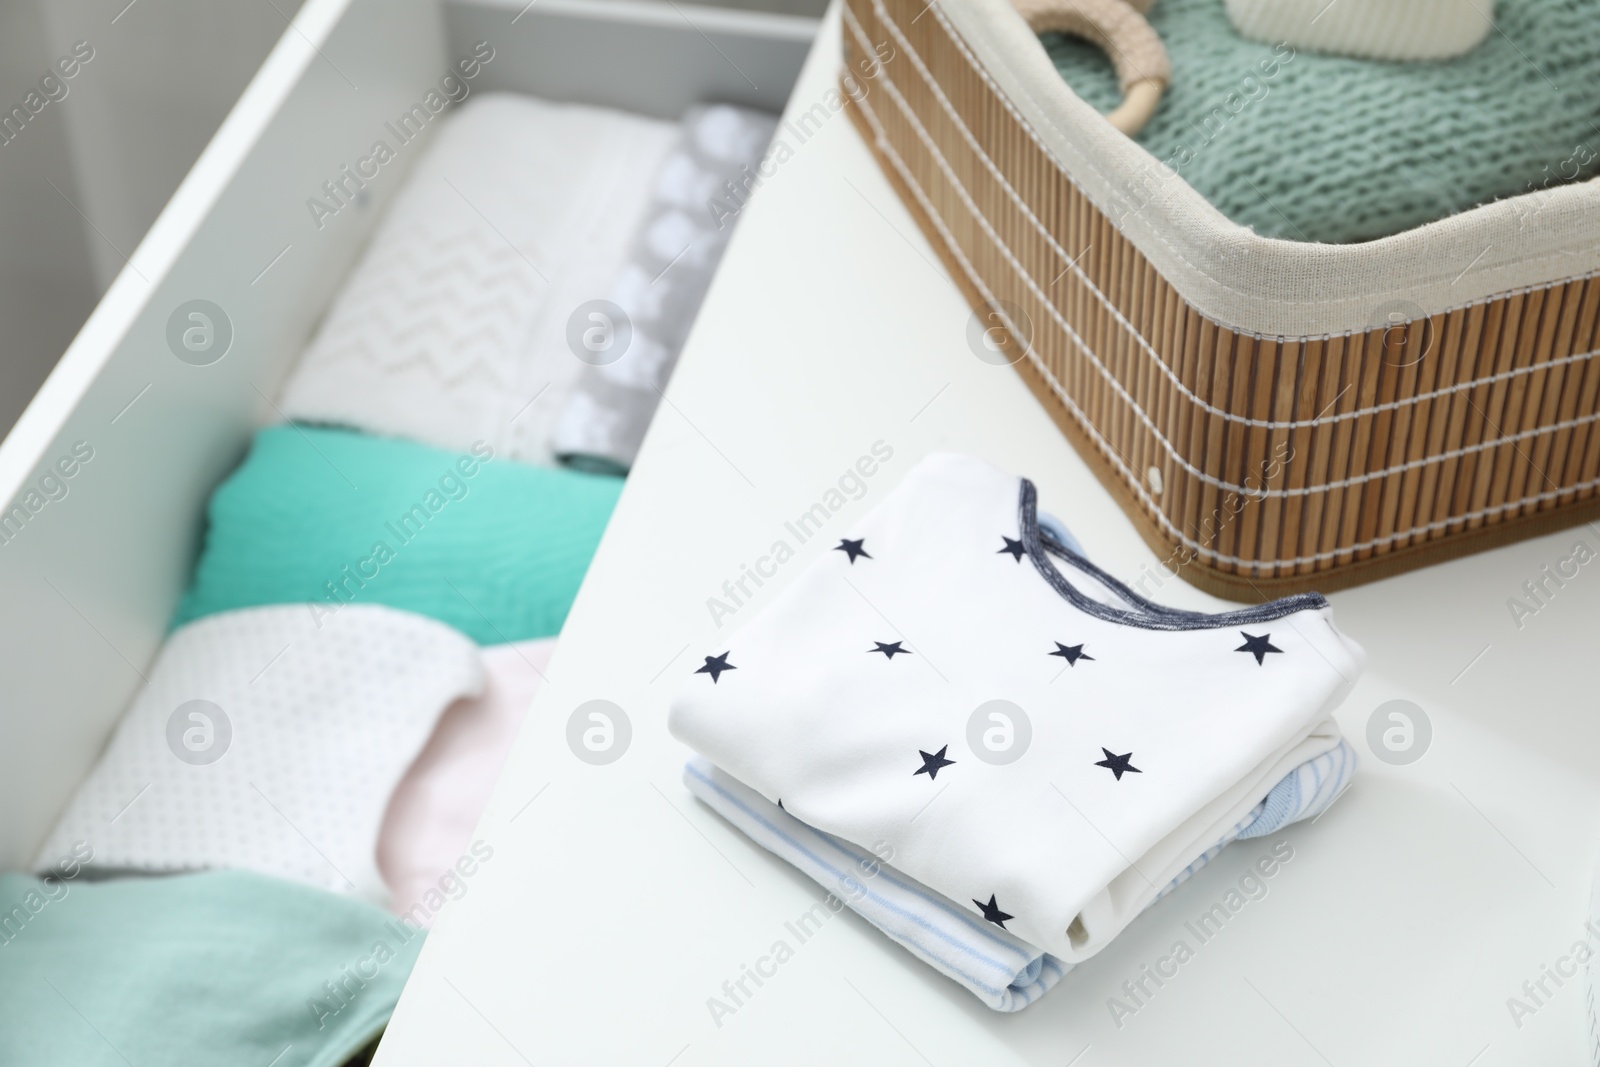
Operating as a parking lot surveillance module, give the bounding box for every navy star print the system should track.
[914,745,956,779]
[1049,642,1094,666]
[998,536,1026,562]
[834,538,872,564]
[869,641,911,659]
[1236,632,1283,665]
[973,894,1013,928]
[1095,748,1141,780]
[696,652,736,683]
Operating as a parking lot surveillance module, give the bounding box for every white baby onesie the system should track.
[670,453,1363,962]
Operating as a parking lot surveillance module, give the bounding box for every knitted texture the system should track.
[173,426,623,644]
[1044,0,1600,243]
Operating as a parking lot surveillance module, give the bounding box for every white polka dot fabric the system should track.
[32,604,483,906]
[548,103,779,475]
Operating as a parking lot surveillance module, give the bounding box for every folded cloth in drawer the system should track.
[1045,0,1600,242]
[0,869,424,1067]
[32,603,483,905]
[550,102,778,475]
[686,738,1354,1010]
[379,637,555,919]
[669,453,1363,975]
[278,93,678,465]
[172,425,622,643]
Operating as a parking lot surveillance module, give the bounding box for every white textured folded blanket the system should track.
[670,453,1363,965]
[279,93,677,465]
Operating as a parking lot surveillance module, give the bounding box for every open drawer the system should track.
[0,0,815,873]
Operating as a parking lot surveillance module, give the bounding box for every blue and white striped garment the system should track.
[685,739,1356,1012]
[1237,734,1356,839]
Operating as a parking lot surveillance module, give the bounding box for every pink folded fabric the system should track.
[378,638,556,919]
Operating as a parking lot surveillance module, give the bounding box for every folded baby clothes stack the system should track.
[669,453,1364,1010]
[549,103,778,475]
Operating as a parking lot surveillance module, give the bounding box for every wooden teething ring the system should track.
[1012,0,1170,135]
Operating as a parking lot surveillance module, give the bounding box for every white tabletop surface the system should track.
[375,7,1600,1063]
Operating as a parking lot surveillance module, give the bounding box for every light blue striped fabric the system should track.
[1238,737,1357,840]
[1147,739,1357,909]
[685,739,1356,1012]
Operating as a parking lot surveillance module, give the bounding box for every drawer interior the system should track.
[0,0,813,871]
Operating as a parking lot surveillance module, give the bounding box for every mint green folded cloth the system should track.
[0,870,424,1067]
[174,425,623,644]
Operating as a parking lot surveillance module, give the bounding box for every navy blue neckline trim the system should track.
[1018,479,1328,631]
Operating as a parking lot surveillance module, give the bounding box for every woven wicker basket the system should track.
[841,0,1600,599]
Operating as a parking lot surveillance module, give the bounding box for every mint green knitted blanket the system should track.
[1045,0,1600,243]
[174,425,623,644]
